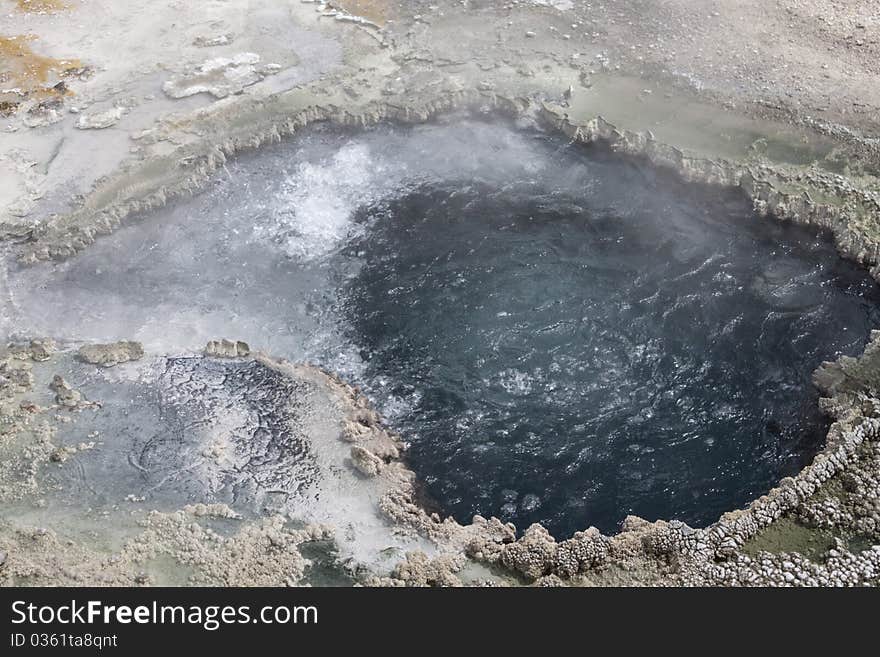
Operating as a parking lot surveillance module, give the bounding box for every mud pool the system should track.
[3,120,880,538]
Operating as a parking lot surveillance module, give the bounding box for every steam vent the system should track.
[1,1,879,590]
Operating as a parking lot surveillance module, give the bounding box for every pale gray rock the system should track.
[77,341,144,367]
[75,107,127,130]
[350,445,383,477]
[162,53,270,99]
[204,339,250,358]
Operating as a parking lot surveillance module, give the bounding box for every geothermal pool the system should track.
[3,119,879,537]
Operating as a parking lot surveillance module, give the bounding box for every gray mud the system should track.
[44,357,320,516]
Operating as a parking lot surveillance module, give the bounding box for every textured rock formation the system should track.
[77,340,144,367]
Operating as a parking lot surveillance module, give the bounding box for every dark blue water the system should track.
[342,144,880,537]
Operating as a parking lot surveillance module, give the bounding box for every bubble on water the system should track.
[265,142,390,261]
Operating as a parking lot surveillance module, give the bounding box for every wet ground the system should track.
[43,357,320,516]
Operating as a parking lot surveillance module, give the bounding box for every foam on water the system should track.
[261,143,383,261]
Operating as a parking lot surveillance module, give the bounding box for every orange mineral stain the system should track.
[327,0,394,26]
[0,35,82,114]
[15,0,69,13]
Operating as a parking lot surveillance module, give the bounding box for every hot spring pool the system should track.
[4,119,879,536]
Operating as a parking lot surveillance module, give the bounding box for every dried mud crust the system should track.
[0,511,331,587]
